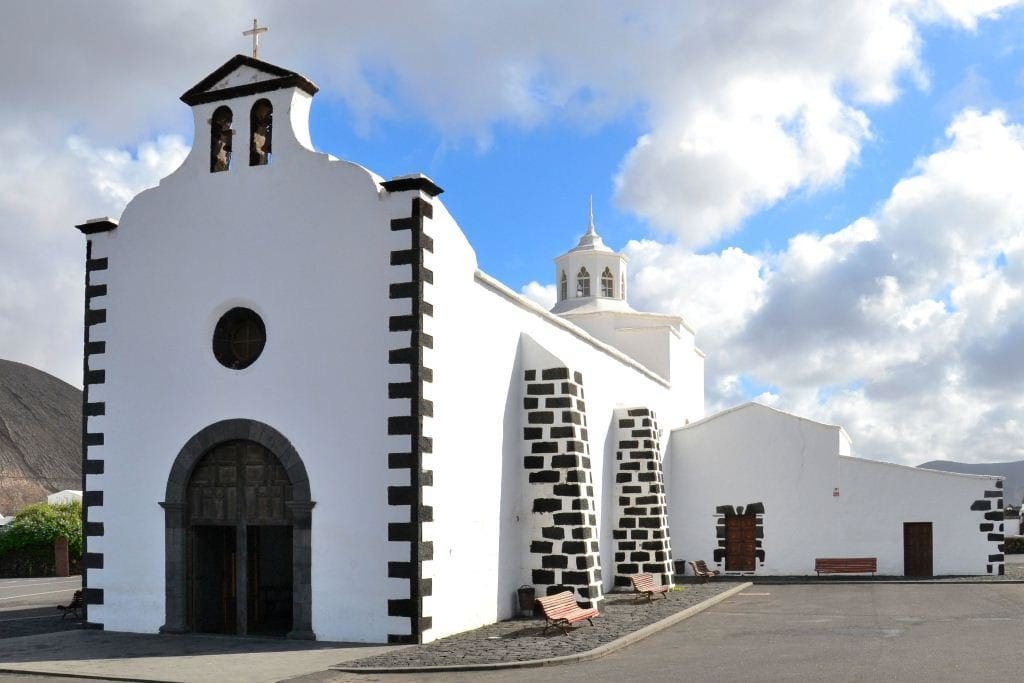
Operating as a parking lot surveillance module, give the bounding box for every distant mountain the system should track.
[0,359,81,515]
[918,459,1024,508]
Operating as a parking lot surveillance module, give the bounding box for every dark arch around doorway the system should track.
[159,419,315,639]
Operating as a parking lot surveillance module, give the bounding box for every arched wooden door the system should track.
[186,440,294,636]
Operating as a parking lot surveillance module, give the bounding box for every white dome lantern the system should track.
[550,197,631,315]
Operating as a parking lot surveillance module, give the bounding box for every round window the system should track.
[213,307,266,369]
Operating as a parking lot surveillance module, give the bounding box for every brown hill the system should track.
[0,359,81,515]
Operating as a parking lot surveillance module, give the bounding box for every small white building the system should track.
[74,55,1005,644]
[47,490,83,506]
[668,404,1005,576]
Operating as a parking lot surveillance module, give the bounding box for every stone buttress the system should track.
[612,408,673,587]
[521,367,603,608]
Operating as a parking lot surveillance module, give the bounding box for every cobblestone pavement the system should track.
[342,584,730,669]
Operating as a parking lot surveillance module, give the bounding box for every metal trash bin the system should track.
[674,559,687,576]
[517,584,536,617]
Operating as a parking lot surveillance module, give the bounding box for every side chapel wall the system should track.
[420,199,700,640]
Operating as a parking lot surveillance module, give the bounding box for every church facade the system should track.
[75,56,1005,644]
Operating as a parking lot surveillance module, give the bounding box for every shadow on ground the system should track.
[0,629,383,664]
[0,607,83,640]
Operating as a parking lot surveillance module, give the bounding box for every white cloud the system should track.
[0,131,188,385]
[520,281,557,310]
[628,108,1024,465]
[1,2,1023,466]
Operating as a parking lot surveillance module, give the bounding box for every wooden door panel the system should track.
[725,514,757,571]
[903,522,933,577]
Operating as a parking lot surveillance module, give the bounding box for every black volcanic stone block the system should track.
[529,470,560,484]
[542,367,569,380]
[551,455,581,468]
[553,512,585,526]
[542,555,568,569]
[562,571,589,585]
[532,498,563,513]
[561,541,587,554]
[532,569,554,584]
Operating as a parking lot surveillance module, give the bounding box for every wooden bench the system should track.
[630,573,670,600]
[57,590,84,620]
[814,557,877,575]
[535,591,599,634]
[689,560,720,583]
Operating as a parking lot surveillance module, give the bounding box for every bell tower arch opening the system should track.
[160,419,315,639]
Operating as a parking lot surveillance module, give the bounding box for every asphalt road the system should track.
[0,577,81,640]
[325,583,1024,683]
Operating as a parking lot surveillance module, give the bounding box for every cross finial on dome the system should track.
[588,194,596,236]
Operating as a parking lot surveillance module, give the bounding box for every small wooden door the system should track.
[725,514,757,571]
[903,522,933,577]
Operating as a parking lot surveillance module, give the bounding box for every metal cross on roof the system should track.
[243,18,268,59]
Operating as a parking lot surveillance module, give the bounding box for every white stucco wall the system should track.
[85,80,425,642]
[421,197,704,638]
[667,403,1002,575]
[837,456,1002,575]
[86,65,709,644]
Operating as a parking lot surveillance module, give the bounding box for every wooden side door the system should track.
[903,522,933,577]
[725,514,757,571]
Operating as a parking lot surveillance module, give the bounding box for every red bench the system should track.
[535,591,599,634]
[630,573,670,600]
[814,557,877,575]
[689,560,720,583]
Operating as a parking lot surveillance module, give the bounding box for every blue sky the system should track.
[307,7,1024,286]
[2,2,1024,467]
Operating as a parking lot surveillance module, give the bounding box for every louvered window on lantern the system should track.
[601,267,614,297]
[577,267,591,297]
[560,271,568,301]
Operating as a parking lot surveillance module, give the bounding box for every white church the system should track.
[74,54,1006,644]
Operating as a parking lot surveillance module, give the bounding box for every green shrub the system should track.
[1004,536,1024,554]
[0,501,83,557]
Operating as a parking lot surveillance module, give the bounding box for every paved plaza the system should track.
[0,571,1022,682]
[0,577,82,640]
[316,582,1024,683]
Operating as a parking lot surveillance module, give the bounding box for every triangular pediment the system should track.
[181,54,318,106]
